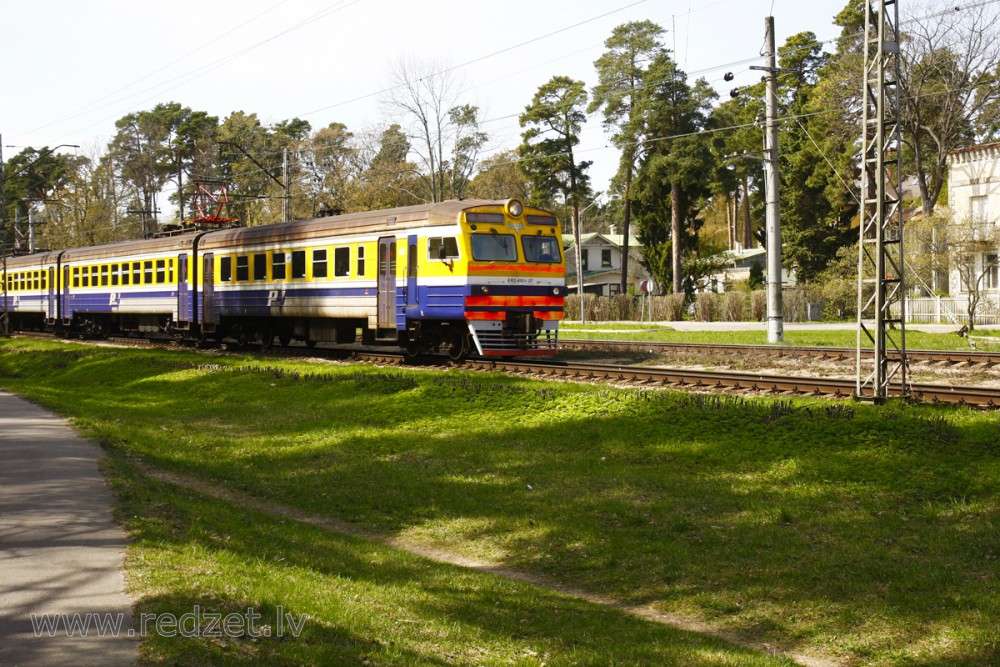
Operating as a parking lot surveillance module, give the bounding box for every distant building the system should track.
[703,247,796,293]
[562,232,653,295]
[947,142,1000,296]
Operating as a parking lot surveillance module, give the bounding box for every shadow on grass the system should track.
[108,454,792,666]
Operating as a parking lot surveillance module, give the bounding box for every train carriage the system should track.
[2,252,60,331]
[59,235,200,337]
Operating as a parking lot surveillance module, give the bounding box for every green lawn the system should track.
[2,338,999,665]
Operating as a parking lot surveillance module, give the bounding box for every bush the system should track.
[695,292,718,322]
[719,291,748,322]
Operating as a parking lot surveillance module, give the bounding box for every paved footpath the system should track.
[0,392,135,666]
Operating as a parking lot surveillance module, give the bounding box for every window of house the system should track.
[291,250,306,279]
[236,255,249,282]
[334,247,349,277]
[986,254,999,290]
[272,253,286,280]
[601,249,612,267]
[313,249,329,279]
[582,250,589,271]
[357,245,365,277]
[220,256,232,282]
[253,253,267,281]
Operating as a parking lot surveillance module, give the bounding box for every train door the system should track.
[202,253,217,324]
[47,267,56,320]
[61,266,70,320]
[377,237,396,329]
[177,253,189,322]
[405,234,418,313]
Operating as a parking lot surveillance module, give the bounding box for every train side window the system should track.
[168,259,175,283]
[220,256,232,283]
[99,265,107,287]
[122,263,131,286]
[334,247,349,277]
[83,268,91,288]
[91,266,99,285]
[313,249,328,279]
[111,264,119,286]
[132,263,141,285]
[428,237,460,260]
[253,253,267,281]
[72,268,79,288]
[144,261,153,284]
[272,253,286,280]
[357,245,365,277]
[291,250,306,279]
[34,273,41,290]
[236,255,249,282]
[156,259,166,283]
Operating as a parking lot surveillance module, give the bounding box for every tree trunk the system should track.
[620,176,632,295]
[671,179,682,293]
[741,175,752,248]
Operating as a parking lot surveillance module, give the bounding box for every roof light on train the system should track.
[506,198,524,218]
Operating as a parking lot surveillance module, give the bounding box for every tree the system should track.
[632,52,716,293]
[382,58,485,203]
[519,76,592,250]
[467,151,531,201]
[298,122,358,217]
[899,0,1000,215]
[448,104,488,200]
[343,124,422,212]
[949,212,1000,331]
[590,20,667,294]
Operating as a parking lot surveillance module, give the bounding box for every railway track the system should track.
[11,332,1000,407]
[344,353,1000,408]
[560,338,1000,366]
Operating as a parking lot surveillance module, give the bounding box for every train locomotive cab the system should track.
[458,199,565,356]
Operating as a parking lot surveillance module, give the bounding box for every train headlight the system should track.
[553,287,560,295]
[481,286,489,295]
[505,198,524,218]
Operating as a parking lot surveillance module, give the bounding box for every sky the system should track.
[0,0,851,213]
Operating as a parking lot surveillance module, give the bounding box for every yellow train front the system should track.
[408,198,565,357]
[197,198,565,358]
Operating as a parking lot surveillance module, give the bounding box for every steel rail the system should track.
[559,338,1000,366]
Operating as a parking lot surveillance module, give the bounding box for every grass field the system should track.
[2,338,999,665]
[559,323,1000,351]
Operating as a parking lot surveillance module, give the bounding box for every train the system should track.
[0,198,566,358]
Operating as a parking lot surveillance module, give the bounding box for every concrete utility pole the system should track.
[751,16,784,343]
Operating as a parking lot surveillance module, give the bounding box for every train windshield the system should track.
[471,233,517,261]
[522,236,561,263]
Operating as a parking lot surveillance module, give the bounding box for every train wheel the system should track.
[278,334,291,347]
[446,334,469,361]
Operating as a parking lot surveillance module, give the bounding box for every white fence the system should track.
[894,296,1000,325]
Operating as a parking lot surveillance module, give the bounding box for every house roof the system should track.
[562,232,641,248]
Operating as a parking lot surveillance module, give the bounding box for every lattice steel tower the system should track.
[856,0,909,402]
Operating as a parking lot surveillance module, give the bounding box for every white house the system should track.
[947,142,1000,295]
[562,232,653,295]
